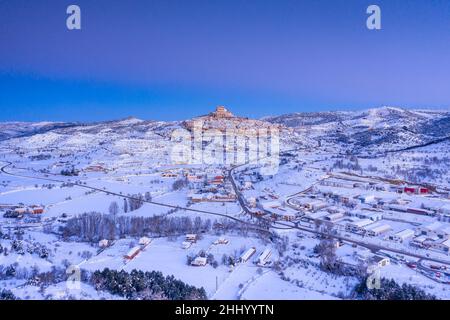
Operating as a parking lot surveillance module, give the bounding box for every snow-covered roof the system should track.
[326,213,344,220]
[193,256,207,263]
[423,221,443,231]
[348,219,374,228]
[438,225,450,235]
[126,246,141,257]
[394,229,415,238]
[365,223,391,233]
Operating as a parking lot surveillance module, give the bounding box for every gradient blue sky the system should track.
[1,0,450,122]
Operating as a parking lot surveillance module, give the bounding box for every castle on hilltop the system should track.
[182,105,283,133]
[208,106,235,119]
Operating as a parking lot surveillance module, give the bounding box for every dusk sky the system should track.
[1,0,450,122]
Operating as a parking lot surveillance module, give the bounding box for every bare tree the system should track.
[109,201,119,216]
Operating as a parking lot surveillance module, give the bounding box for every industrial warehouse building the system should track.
[389,229,415,243]
[364,223,392,237]
[346,219,374,233]
[418,222,450,239]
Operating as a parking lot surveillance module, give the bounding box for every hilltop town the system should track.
[0,106,450,300]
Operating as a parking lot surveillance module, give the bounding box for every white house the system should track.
[185,234,198,242]
[181,241,192,249]
[191,256,207,266]
[98,239,109,248]
[139,237,152,247]
[367,255,390,273]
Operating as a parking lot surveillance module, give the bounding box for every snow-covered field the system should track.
[1,107,450,300]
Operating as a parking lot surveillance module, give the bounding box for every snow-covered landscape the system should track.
[1,105,450,300]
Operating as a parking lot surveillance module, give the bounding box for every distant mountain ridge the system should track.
[1,107,449,155]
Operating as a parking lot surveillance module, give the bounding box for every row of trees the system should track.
[2,240,50,259]
[0,289,17,300]
[121,192,152,213]
[0,264,206,300]
[61,213,212,242]
[91,268,207,300]
[60,167,79,176]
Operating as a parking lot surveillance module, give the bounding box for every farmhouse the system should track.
[211,175,224,185]
[191,256,207,266]
[213,238,229,245]
[181,241,192,249]
[139,237,152,247]
[185,234,198,242]
[98,239,109,248]
[190,193,204,203]
[124,246,141,260]
[14,206,45,215]
[84,165,106,173]
[14,207,27,214]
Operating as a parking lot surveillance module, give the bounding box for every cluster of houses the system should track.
[256,200,298,222]
[411,222,450,254]
[182,234,198,250]
[321,176,430,196]
[83,164,108,173]
[189,236,230,266]
[2,205,45,218]
[188,172,238,203]
[159,167,238,204]
[189,191,236,203]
